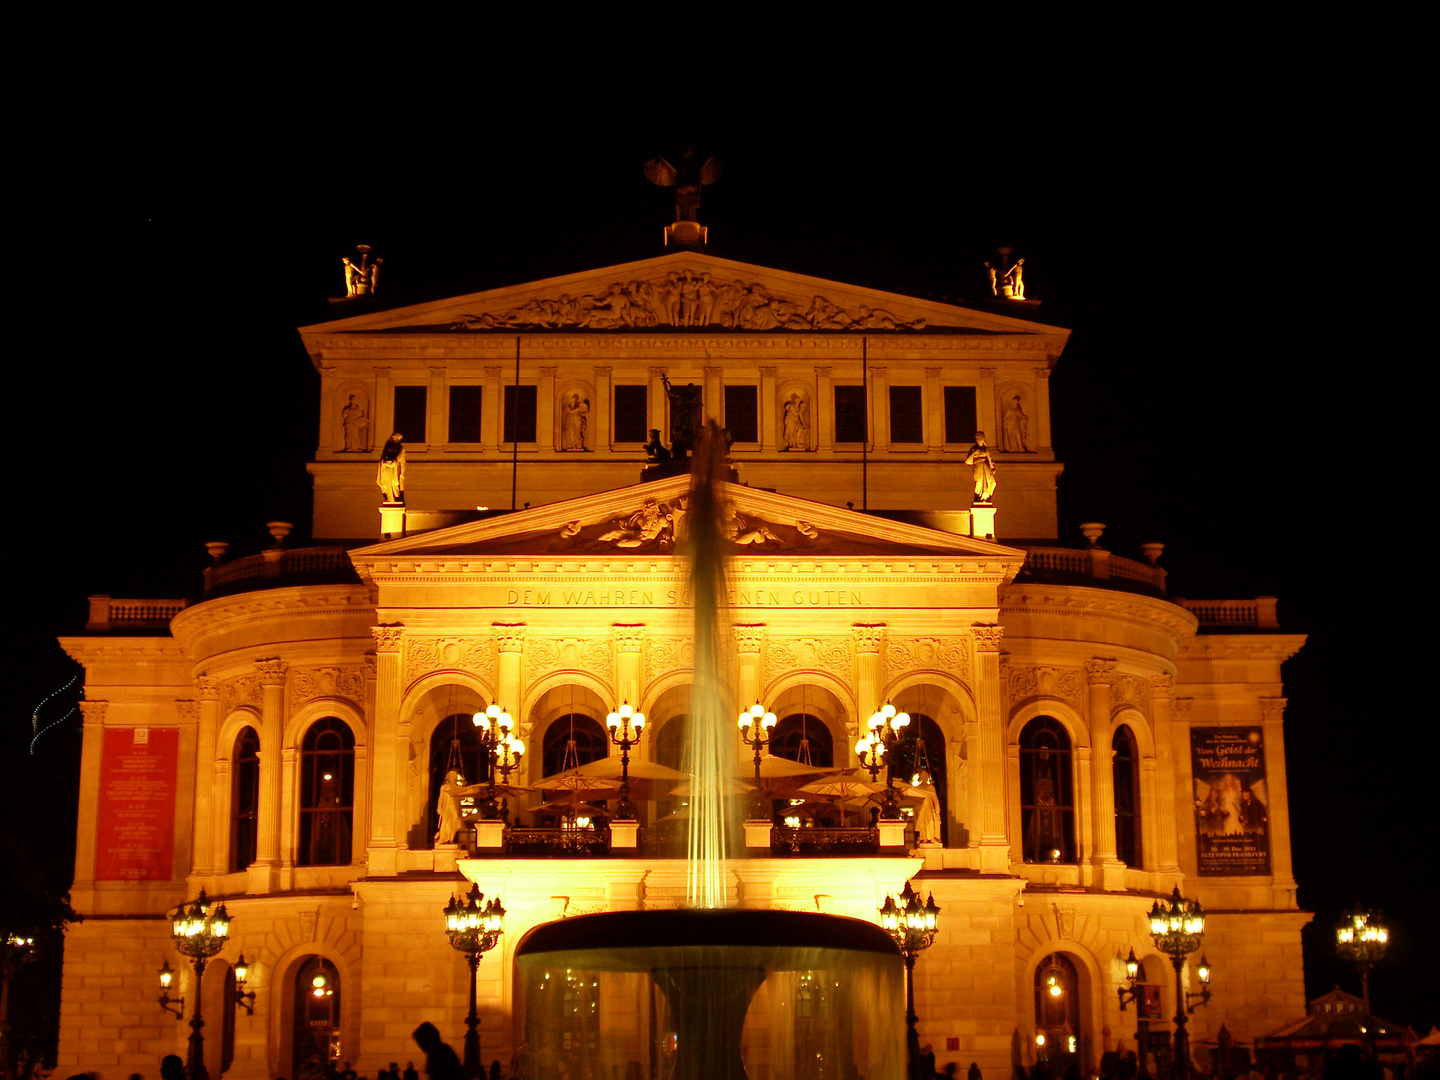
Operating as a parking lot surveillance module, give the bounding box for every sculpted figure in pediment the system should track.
[591,497,677,550]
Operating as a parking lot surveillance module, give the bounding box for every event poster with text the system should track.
[1191,727,1270,875]
[95,727,178,881]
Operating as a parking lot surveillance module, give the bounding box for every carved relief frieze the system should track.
[1112,674,1149,707]
[405,637,496,683]
[175,700,199,723]
[765,637,851,684]
[290,666,367,709]
[553,495,825,554]
[525,637,613,683]
[646,637,695,679]
[885,637,971,682]
[1006,664,1083,706]
[222,675,262,715]
[446,272,926,332]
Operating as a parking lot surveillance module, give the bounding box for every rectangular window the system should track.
[448,386,483,443]
[944,386,977,443]
[613,384,649,443]
[834,385,867,444]
[724,385,759,444]
[393,386,427,444]
[503,384,538,443]
[889,385,924,444]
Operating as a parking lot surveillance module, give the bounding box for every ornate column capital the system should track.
[484,365,504,378]
[1173,697,1193,718]
[493,623,526,653]
[648,366,668,378]
[867,366,887,378]
[759,366,778,377]
[428,365,445,379]
[1149,674,1174,698]
[256,658,288,686]
[538,365,558,377]
[371,625,404,653]
[703,365,724,378]
[850,623,886,653]
[971,625,1004,653]
[78,700,108,725]
[196,676,220,700]
[363,654,378,680]
[593,365,613,377]
[1034,366,1051,380]
[979,366,997,378]
[924,366,942,378]
[611,624,645,653]
[1259,697,1288,722]
[176,700,199,723]
[1084,658,1117,684]
[733,624,766,653]
[814,366,832,377]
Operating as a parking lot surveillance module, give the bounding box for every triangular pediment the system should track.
[301,252,1066,337]
[349,476,1025,571]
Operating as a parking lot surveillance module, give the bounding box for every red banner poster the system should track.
[95,727,179,881]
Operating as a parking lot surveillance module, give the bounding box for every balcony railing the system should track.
[1179,596,1280,629]
[85,596,187,633]
[500,828,612,857]
[1020,546,1168,595]
[771,826,881,856]
[203,546,358,598]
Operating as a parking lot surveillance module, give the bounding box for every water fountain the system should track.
[513,426,907,1079]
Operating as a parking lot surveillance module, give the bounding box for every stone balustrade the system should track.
[203,545,358,598]
[1179,596,1281,629]
[1020,546,1168,594]
[85,596,187,633]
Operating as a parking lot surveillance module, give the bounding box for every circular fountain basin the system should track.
[514,908,906,1079]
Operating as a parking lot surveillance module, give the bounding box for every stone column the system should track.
[734,625,765,709]
[199,678,231,877]
[978,367,998,441]
[1260,697,1298,905]
[483,366,504,451]
[494,624,525,714]
[366,626,404,877]
[704,366,724,424]
[868,366,888,450]
[373,366,393,440]
[1149,676,1181,874]
[191,680,220,877]
[612,624,644,703]
[972,626,1010,873]
[72,700,107,909]
[593,366,613,450]
[1034,366,1053,452]
[1085,659,1126,890]
[850,625,886,748]
[759,367,778,451]
[428,365,446,447]
[924,367,943,451]
[648,367,668,440]
[538,366,557,448]
[815,366,834,451]
[1171,697,1196,876]
[250,659,287,893]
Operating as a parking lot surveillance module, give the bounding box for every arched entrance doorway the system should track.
[292,957,341,1079]
[1034,953,1082,1074]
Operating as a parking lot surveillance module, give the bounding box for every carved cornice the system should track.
[1000,586,1199,640]
[1178,635,1307,662]
[255,658,288,686]
[972,626,1004,653]
[60,639,188,665]
[196,676,220,700]
[168,587,377,653]
[850,624,886,653]
[371,625,404,653]
[1259,697,1287,723]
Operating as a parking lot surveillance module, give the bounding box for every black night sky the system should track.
[4,62,1432,1053]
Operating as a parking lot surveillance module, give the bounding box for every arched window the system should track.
[541,713,607,776]
[426,714,485,849]
[771,713,834,767]
[891,713,948,846]
[292,957,340,1079]
[231,726,260,872]
[653,714,690,772]
[1034,953,1082,1067]
[1019,716,1075,864]
[1113,724,1142,868]
[299,718,354,866]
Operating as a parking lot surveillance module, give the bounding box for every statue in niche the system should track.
[1002,258,1026,300]
[965,432,997,504]
[434,769,466,845]
[561,393,591,451]
[643,146,722,223]
[1001,394,1030,452]
[782,393,810,451]
[644,429,672,462]
[662,374,703,459]
[341,394,369,452]
[377,433,406,503]
[914,767,942,845]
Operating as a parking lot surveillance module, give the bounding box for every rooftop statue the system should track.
[644,146,722,223]
[965,432,997,504]
[341,245,383,298]
[377,433,405,503]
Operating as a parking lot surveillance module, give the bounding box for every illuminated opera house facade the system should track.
[59,251,1308,1078]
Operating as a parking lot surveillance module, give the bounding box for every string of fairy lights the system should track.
[28,673,81,754]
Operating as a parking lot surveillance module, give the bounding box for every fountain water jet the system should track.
[512,425,906,1078]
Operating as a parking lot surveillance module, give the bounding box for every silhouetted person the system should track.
[403,1062,419,1080]
[413,1021,463,1080]
[489,1062,502,1080]
[160,1057,186,1080]
[969,1064,983,1080]
[1029,1061,1051,1080]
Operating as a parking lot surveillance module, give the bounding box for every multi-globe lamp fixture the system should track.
[159,890,233,1080]
[443,883,506,1080]
[1336,907,1388,1061]
[858,703,910,818]
[879,880,940,1074]
[1148,887,1210,1080]
[605,700,646,819]
[472,703,525,820]
[738,702,776,817]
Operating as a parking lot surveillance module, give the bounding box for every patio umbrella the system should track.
[799,771,889,824]
[670,776,755,797]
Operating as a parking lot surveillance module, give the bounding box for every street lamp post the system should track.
[879,880,940,1077]
[1,932,36,1080]
[169,890,232,1080]
[443,883,504,1080]
[860,704,911,819]
[605,702,646,819]
[472,704,525,821]
[737,703,776,817]
[1148,887,1206,1080]
[1336,908,1388,1063]
[1117,949,1150,1080]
